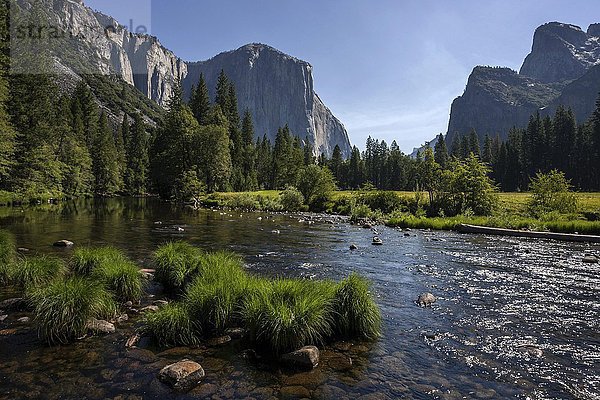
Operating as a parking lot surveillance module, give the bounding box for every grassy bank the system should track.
[201,190,600,235]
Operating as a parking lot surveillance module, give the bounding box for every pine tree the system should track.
[303,136,315,166]
[92,112,121,195]
[198,106,232,192]
[58,95,93,196]
[126,113,149,194]
[590,93,600,188]
[467,129,480,157]
[241,110,257,190]
[482,134,493,164]
[433,134,449,168]
[329,144,343,182]
[348,146,363,189]
[450,133,461,158]
[190,73,211,125]
[115,114,127,186]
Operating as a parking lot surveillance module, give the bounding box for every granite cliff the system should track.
[446,22,600,146]
[15,0,350,156]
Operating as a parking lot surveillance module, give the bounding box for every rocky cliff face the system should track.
[17,0,350,157]
[184,44,350,157]
[446,22,600,145]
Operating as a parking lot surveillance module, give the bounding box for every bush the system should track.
[333,273,381,340]
[296,165,336,211]
[0,229,17,285]
[528,170,578,217]
[29,277,117,345]
[280,186,305,212]
[185,251,249,333]
[13,256,66,291]
[225,193,260,210]
[153,241,202,292]
[241,279,336,354]
[357,191,405,214]
[350,203,373,223]
[145,303,200,347]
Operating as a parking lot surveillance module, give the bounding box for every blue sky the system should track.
[86,0,600,152]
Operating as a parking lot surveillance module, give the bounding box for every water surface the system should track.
[0,198,598,399]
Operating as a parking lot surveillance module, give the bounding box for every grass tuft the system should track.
[0,229,17,285]
[71,247,144,302]
[144,303,200,347]
[13,256,66,291]
[71,246,126,276]
[153,241,202,292]
[242,279,336,354]
[185,251,249,333]
[333,273,382,340]
[29,277,117,345]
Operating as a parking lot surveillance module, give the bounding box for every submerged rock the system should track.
[281,346,320,369]
[85,319,115,335]
[224,327,246,339]
[53,240,74,247]
[417,293,437,307]
[0,298,25,311]
[158,359,205,392]
[125,333,141,348]
[349,244,358,250]
[16,317,30,323]
[140,305,159,313]
[582,254,599,263]
[206,335,231,347]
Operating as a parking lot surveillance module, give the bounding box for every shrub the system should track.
[29,277,117,345]
[333,273,381,340]
[242,279,336,354]
[280,186,305,212]
[153,241,202,292]
[13,256,66,291]
[350,203,372,223]
[528,170,578,217]
[357,191,405,214]
[145,303,200,347]
[296,165,336,211]
[225,193,259,210]
[185,251,249,333]
[0,229,16,285]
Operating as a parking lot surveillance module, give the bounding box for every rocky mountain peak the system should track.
[520,21,600,83]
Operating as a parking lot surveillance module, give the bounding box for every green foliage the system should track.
[29,277,116,345]
[241,279,336,354]
[333,273,382,340]
[0,229,16,284]
[280,186,305,211]
[528,170,578,217]
[13,256,66,291]
[145,303,200,347]
[71,246,126,276]
[185,251,249,333]
[296,165,337,211]
[71,246,143,302]
[125,113,149,195]
[357,190,405,214]
[153,241,202,292]
[177,169,205,202]
[93,112,122,195]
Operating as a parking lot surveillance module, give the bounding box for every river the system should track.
[0,198,598,399]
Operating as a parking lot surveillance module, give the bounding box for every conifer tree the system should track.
[93,112,121,195]
[190,73,211,125]
[126,113,149,194]
[433,134,449,168]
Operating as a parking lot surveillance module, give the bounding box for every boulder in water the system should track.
[158,359,205,392]
[417,293,436,307]
[86,319,115,335]
[281,346,320,369]
[583,254,599,263]
[53,240,74,247]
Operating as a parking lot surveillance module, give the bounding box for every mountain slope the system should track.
[16,0,350,157]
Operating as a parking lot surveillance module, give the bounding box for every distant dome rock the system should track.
[587,23,600,37]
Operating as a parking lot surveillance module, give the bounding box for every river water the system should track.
[0,198,598,400]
